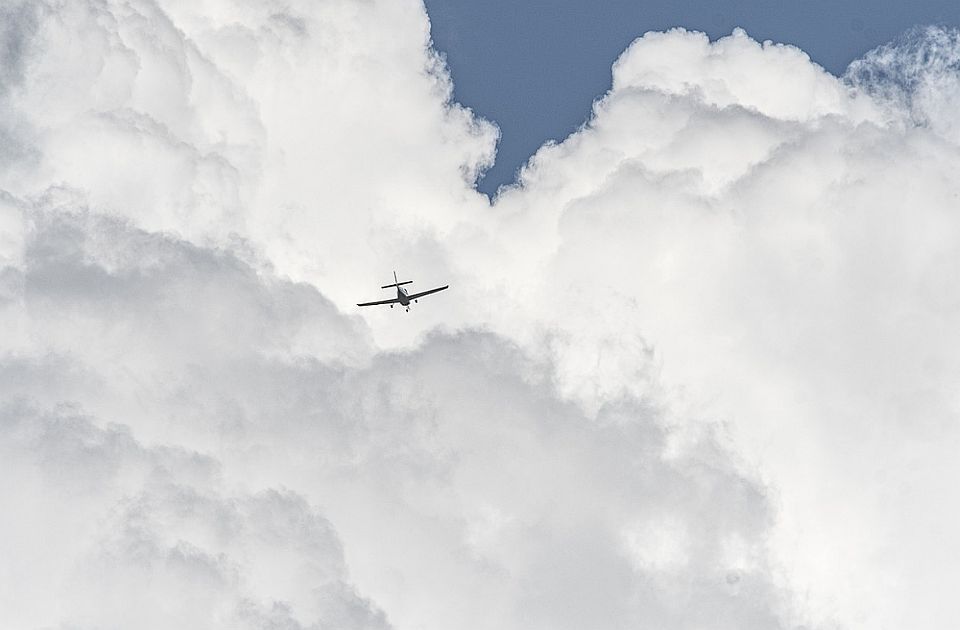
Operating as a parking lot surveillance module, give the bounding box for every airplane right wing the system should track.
[357,298,401,307]
[406,285,449,301]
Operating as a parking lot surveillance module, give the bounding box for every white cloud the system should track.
[488,25,960,630]
[848,25,960,143]
[0,402,389,630]
[3,2,960,630]
[0,208,784,630]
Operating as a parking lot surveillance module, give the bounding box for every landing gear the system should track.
[415,300,418,303]
[390,305,393,308]
[405,307,410,312]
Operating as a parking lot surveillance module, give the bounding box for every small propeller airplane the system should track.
[357,271,449,312]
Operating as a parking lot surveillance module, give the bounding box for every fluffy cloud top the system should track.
[2,2,960,630]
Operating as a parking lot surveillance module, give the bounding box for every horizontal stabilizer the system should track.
[381,280,413,289]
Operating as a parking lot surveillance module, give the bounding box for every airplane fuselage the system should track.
[397,286,410,306]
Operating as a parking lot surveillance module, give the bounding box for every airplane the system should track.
[357,271,449,312]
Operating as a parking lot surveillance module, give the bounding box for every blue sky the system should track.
[424,0,960,195]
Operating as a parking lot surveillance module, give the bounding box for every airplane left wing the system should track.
[357,298,401,307]
[406,285,449,301]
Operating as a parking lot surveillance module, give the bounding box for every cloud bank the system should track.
[2,2,960,629]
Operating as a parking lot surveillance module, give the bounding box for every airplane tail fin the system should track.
[381,270,413,289]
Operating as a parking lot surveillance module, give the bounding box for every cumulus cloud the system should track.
[847,25,960,142]
[489,25,960,630]
[1,402,389,630]
[1,203,787,629]
[3,2,960,630]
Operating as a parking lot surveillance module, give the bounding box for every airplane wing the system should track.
[406,285,449,301]
[357,298,401,307]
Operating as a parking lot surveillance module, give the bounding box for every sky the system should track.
[3,1,960,629]
[424,0,960,195]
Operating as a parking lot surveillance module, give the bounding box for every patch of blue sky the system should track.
[424,0,960,196]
